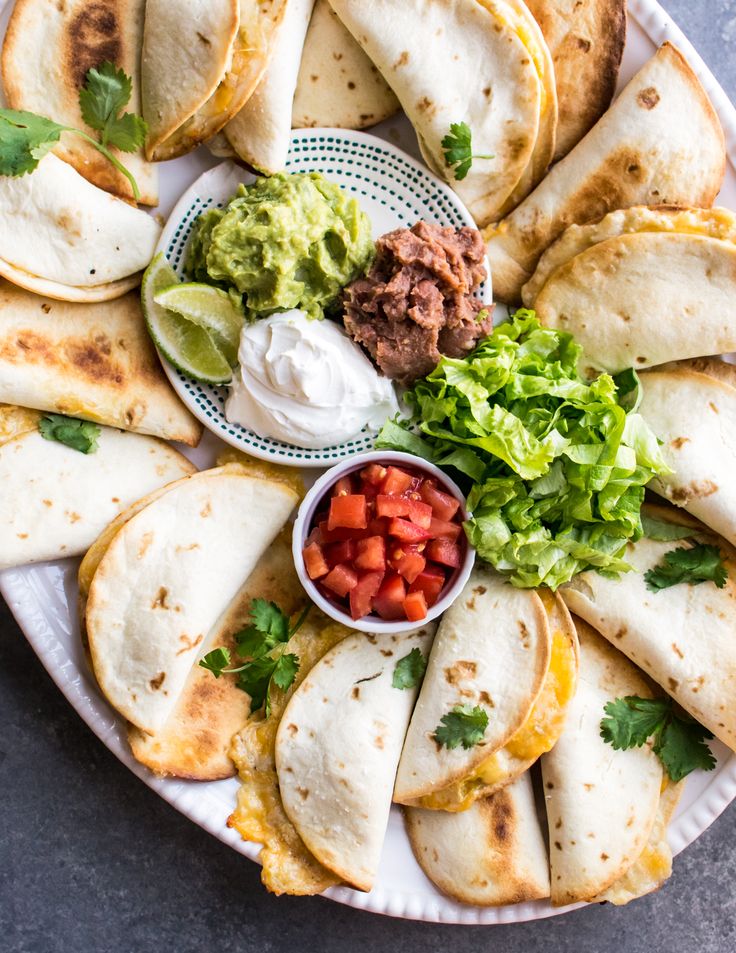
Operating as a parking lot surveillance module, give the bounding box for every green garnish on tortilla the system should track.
[601,696,716,782]
[434,705,489,750]
[0,62,147,201]
[441,121,493,181]
[199,599,310,716]
[392,647,427,690]
[644,544,728,592]
[377,310,670,589]
[38,414,100,454]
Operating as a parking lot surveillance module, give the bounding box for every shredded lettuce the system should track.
[376,310,670,588]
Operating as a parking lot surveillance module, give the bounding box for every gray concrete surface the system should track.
[3,2,736,950]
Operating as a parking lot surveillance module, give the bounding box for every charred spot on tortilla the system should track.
[67,2,121,90]
[444,660,477,685]
[637,86,661,109]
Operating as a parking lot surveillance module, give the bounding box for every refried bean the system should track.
[342,221,493,384]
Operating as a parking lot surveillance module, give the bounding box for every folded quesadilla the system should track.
[0,414,194,569]
[526,206,736,373]
[292,0,399,130]
[86,465,299,734]
[394,569,579,811]
[485,43,725,302]
[0,282,201,445]
[542,619,682,906]
[525,0,626,160]
[328,0,557,226]
[0,154,160,302]
[404,772,551,906]
[562,504,736,752]
[225,0,314,174]
[1,0,158,205]
[275,624,435,892]
[142,0,287,161]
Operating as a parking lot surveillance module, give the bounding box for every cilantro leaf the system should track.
[434,704,489,750]
[644,544,728,591]
[237,656,278,715]
[441,121,493,181]
[272,653,300,692]
[38,414,100,454]
[600,695,716,782]
[392,648,427,690]
[198,646,231,678]
[0,109,66,175]
[250,598,290,643]
[78,62,147,153]
[641,514,694,543]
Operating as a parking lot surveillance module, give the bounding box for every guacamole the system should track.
[186,172,374,320]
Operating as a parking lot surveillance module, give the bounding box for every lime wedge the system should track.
[141,253,232,384]
[153,282,244,366]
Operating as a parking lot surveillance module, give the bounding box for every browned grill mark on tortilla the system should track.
[66,1,122,90]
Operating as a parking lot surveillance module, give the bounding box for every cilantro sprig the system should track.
[441,121,493,181]
[392,647,427,690]
[39,414,100,454]
[434,704,489,750]
[0,62,147,200]
[644,544,728,592]
[198,599,310,716]
[601,696,716,782]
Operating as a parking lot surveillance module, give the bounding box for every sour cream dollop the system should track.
[225,310,399,449]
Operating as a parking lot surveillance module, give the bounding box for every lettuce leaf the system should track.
[377,310,670,588]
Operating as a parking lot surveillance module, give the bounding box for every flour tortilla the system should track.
[0,424,194,570]
[562,504,736,752]
[484,43,726,302]
[2,0,158,205]
[637,363,736,546]
[142,0,287,160]
[292,0,399,130]
[275,624,435,892]
[0,282,201,446]
[404,773,550,906]
[0,154,160,301]
[541,619,667,906]
[525,0,626,160]
[86,466,299,734]
[393,567,550,805]
[328,0,554,227]
[225,0,314,174]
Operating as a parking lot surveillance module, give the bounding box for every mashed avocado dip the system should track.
[186,172,374,320]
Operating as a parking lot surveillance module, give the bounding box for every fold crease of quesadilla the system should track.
[484,43,725,302]
[404,772,551,906]
[1,0,158,205]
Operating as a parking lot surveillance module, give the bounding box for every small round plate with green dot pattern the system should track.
[156,128,492,468]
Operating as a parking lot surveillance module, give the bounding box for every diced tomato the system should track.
[360,464,388,486]
[323,563,359,597]
[318,519,362,543]
[381,466,413,495]
[324,539,356,569]
[409,567,446,607]
[425,538,461,568]
[328,494,368,530]
[305,524,323,547]
[393,551,426,584]
[375,495,432,529]
[303,542,329,580]
[429,516,462,541]
[388,517,432,543]
[332,475,354,497]
[355,536,386,572]
[368,516,390,537]
[361,481,379,504]
[373,573,407,620]
[350,571,384,620]
[420,482,461,521]
[404,590,428,622]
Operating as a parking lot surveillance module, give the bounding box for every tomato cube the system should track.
[318,519,361,543]
[323,563,359,597]
[332,475,354,497]
[404,590,428,622]
[328,494,368,530]
[388,518,432,543]
[324,539,356,569]
[375,495,409,519]
[394,551,426,584]
[355,536,386,572]
[381,466,413,495]
[429,516,462,541]
[425,538,461,568]
[420,482,461,521]
[350,571,384,620]
[368,516,390,537]
[405,498,433,528]
[303,542,329,579]
[360,464,388,486]
[373,573,407,620]
[409,567,446,607]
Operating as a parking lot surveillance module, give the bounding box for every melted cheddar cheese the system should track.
[0,405,41,445]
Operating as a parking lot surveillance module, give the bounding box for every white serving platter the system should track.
[2,0,736,926]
